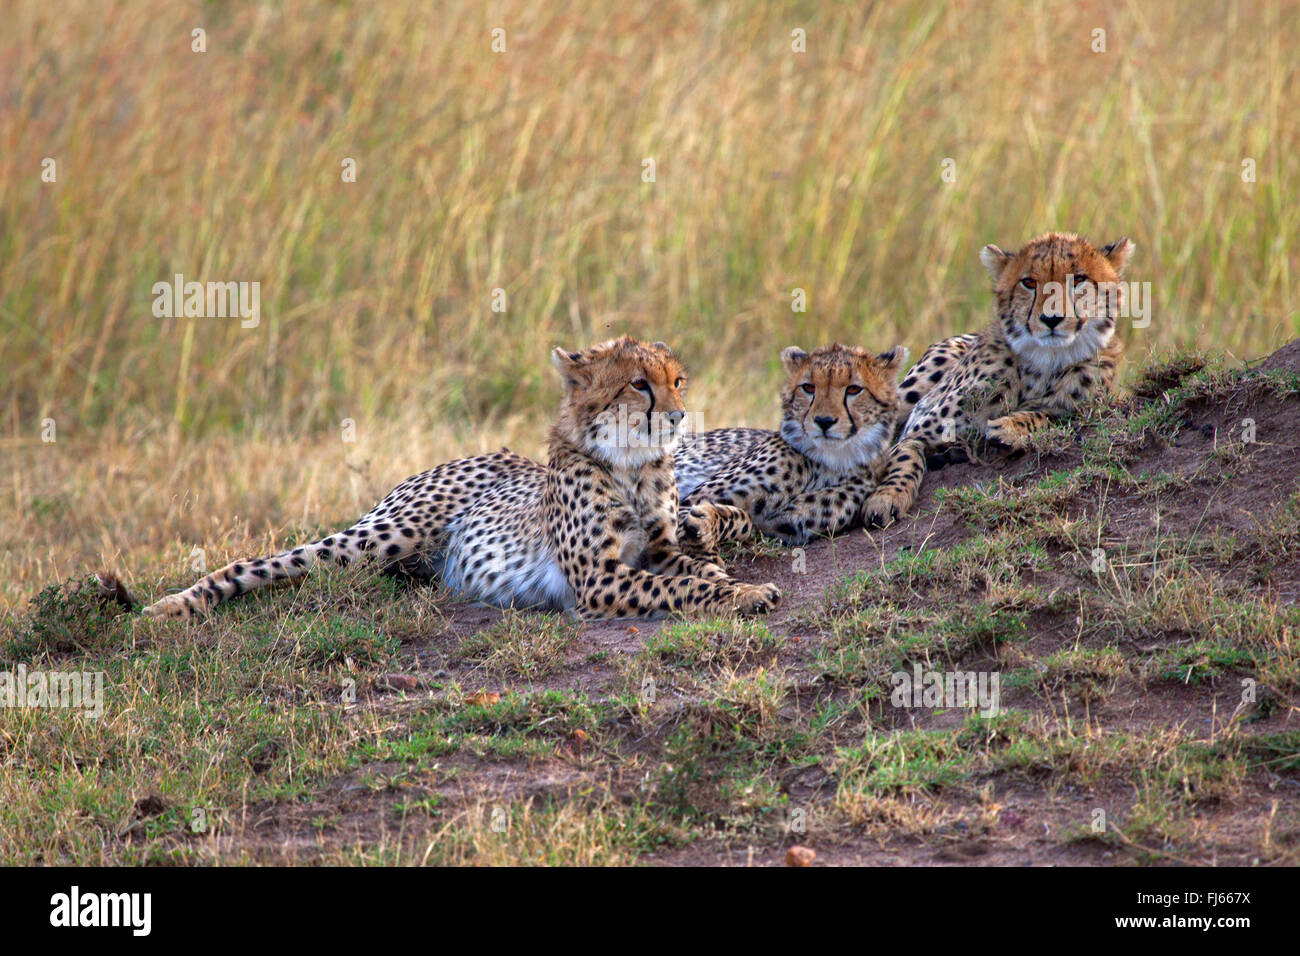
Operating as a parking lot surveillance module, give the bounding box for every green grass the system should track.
[455,611,581,681]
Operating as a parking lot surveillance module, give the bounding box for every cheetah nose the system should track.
[814,415,837,433]
[1040,314,1064,331]
[665,409,686,428]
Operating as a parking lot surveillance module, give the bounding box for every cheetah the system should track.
[673,342,907,557]
[141,337,780,621]
[863,232,1133,528]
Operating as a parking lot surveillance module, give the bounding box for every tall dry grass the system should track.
[2,0,1297,607]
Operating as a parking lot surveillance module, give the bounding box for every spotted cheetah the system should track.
[674,343,906,557]
[141,337,780,621]
[864,232,1133,528]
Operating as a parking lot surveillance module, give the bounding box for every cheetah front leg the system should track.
[983,409,1054,449]
[676,502,755,566]
[866,364,993,528]
[555,503,777,620]
[677,453,809,551]
[757,476,875,543]
[985,355,1116,450]
[569,555,779,621]
[862,438,928,529]
[648,507,757,583]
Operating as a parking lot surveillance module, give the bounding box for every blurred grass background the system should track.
[1,0,1297,606]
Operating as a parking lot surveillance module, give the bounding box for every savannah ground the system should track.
[1,1,1298,864]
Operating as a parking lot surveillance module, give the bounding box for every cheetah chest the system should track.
[604,466,668,568]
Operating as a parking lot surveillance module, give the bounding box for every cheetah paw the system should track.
[680,503,737,566]
[863,488,911,529]
[680,504,722,550]
[984,416,1030,450]
[731,582,781,616]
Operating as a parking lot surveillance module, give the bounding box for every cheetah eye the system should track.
[631,378,650,392]
[1019,277,1037,291]
[1072,273,1090,287]
[674,377,685,390]
[845,385,863,396]
[800,383,815,395]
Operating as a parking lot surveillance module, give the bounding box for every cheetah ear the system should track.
[651,341,673,355]
[551,347,587,389]
[877,346,910,380]
[1100,237,1134,276]
[780,346,810,376]
[980,244,1015,281]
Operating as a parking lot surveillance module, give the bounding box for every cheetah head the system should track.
[551,336,688,469]
[981,232,1134,374]
[778,343,907,472]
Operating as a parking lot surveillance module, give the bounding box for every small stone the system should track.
[785,846,816,867]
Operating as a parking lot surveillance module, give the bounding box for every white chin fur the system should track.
[1008,321,1111,375]
[781,419,891,472]
[588,433,677,469]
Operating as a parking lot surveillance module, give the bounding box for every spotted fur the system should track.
[141,337,779,621]
[673,343,906,557]
[864,232,1133,528]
